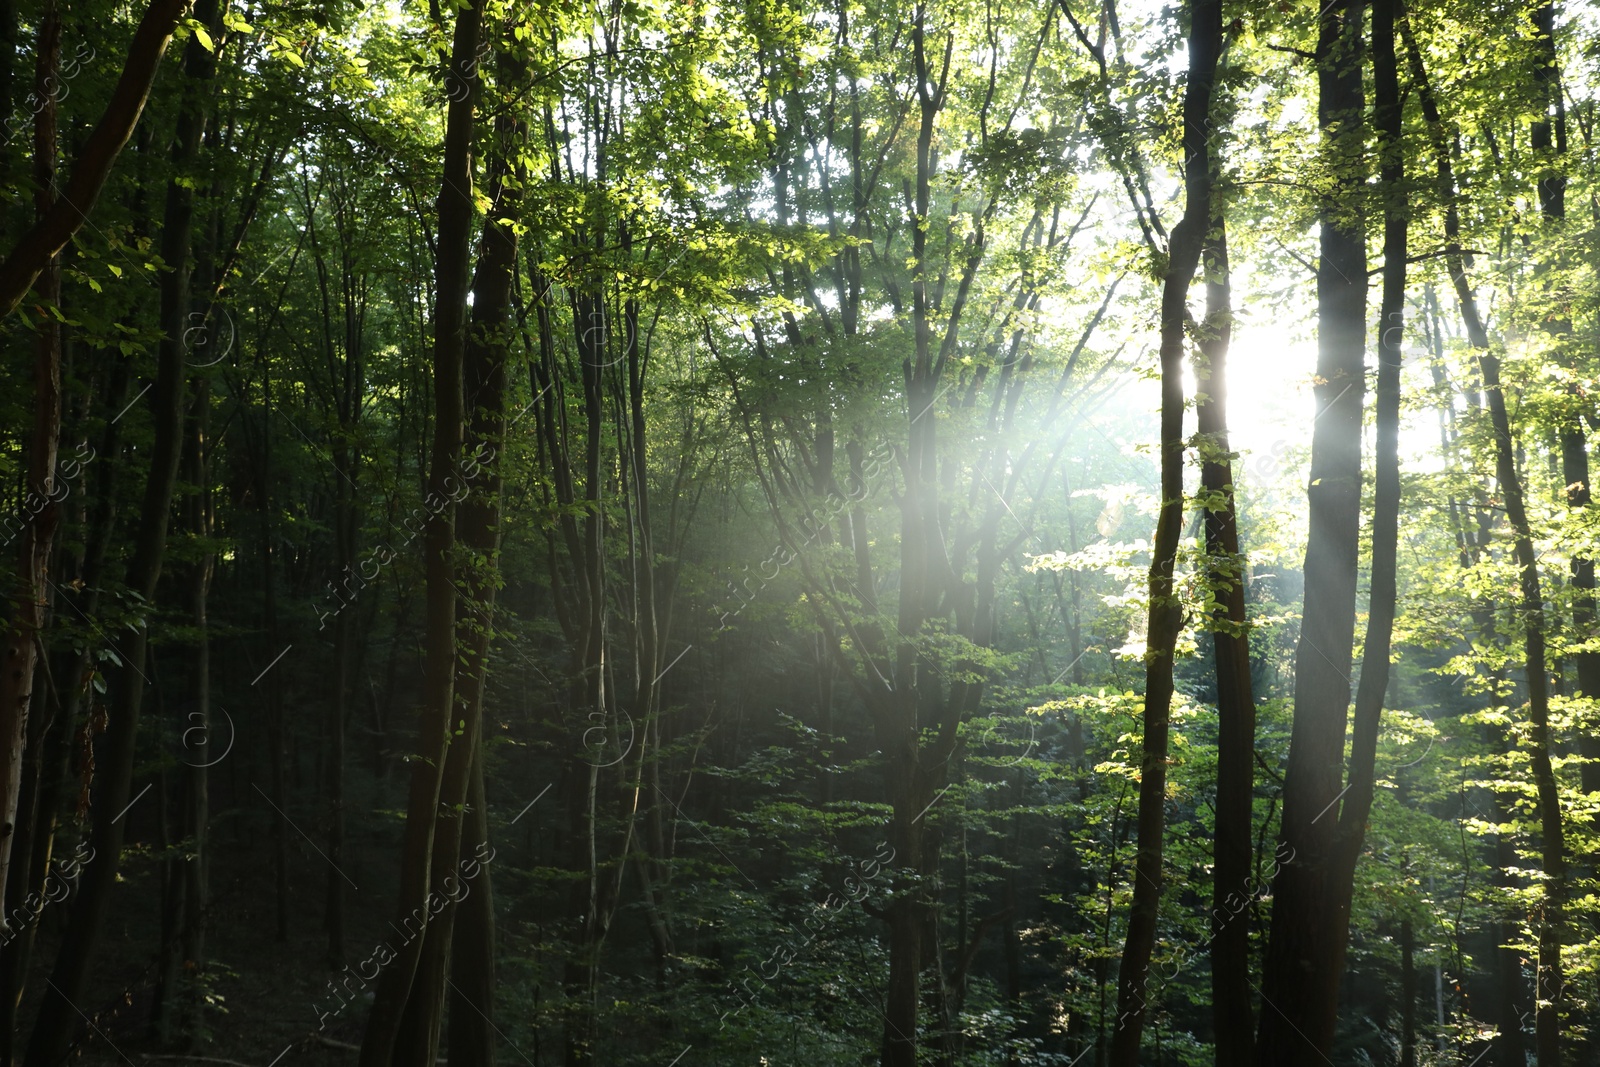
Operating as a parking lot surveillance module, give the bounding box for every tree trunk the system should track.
[1536,0,1599,812]
[161,374,216,1043]
[0,312,133,1067]
[23,4,216,1056]
[1324,0,1406,998]
[1407,22,1566,1064]
[258,323,291,944]
[0,0,62,945]
[878,18,948,1065]
[1257,0,1367,1059]
[356,0,482,1059]
[392,56,517,1062]
[1106,0,1221,1061]
[154,110,224,1041]
[1196,216,1257,1064]
[525,261,607,1067]
[306,185,360,971]
[1476,336,1564,1067]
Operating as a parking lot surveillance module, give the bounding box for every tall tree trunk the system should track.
[1536,3,1599,1040]
[1324,0,1406,991]
[1475,316,1564,1067]
[153,127,223,1043]
[257,326,290,944]
[525,261,606,1067]
[161,375,216,1043]
[878,16,948,1065]
[1407,23,1566,1065]
[1257,0,1367,1059]
[1106,0,1221,1061]
[303,163,369,973]
[0,307,134,1067]
[1536,0,1599,809]
[179,464,212,1042]
[1196,216,1257,1064]
[392,53,517,1061]
[180,143,224,1041]
[23,3,217,1057]
[356,0,482,1059]
[0,10,74,1059]
[0,0,62,944]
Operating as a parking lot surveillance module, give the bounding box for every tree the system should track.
[1105,0,1226,1060]
[24,3,220,1057]
[1257,0,1370,1058]
[358,0,484,1058]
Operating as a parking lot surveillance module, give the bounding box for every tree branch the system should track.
[0,0,191,316]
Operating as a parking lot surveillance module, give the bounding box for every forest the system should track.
[0,0,1597,1062]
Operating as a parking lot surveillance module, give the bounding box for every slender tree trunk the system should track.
[23,4,217,1056]
[1407,23,1566,1064]
[179,370,215,1041]
[1324,0,1406,987]
[304,167,365,973]
[1535,6,1600,1042]
[152,378,215,1046]
[1196,216,1257,1065]
[1106,0,1221,1061]
[1534,0,1600,811]
[1476,330,1564,1067]
[0,11,71,1050]
[1560,428,1600,796]
[1257,0,1367,1059]
[558,287,609,1067]
[0,0,62,945]
[357,0,482,1059]
[1002,777,1023,1067]
[393,58,516,1062]
[153,375,215,1044]
[0,324,133,1067]
[526,261,607,1067]
[259,335,290,944]
[154,126,223,1042]
[878,17,949,1065]
[154,692,183,1039]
